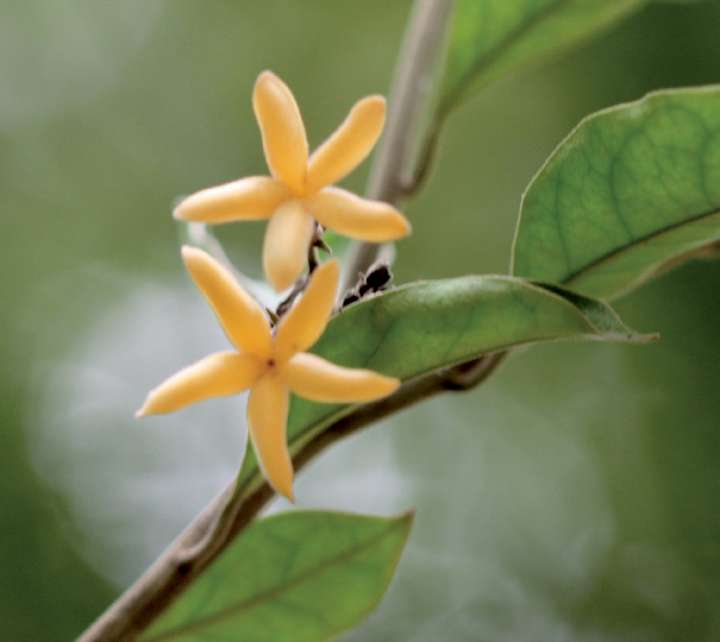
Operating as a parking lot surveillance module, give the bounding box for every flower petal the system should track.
[253,71,308,194]
[247,375,293,500]
[307,187,411,241]
[306,95,386,193]
[280,352,400,403]
[274,259,339,364]
[263,200,314,292]
[173,176,289,223]
[136,351,263,417]
[182,246,272,358]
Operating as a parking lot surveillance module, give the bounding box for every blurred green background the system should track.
[3,1,720,640]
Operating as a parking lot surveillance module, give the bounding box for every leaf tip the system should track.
[398,508,416,531]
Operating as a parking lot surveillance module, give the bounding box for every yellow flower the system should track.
[173,70,411,292]
[136,247,400,500]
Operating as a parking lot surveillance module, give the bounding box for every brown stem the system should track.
[274,224,327,319]
[342,0,455,291]
[77,351,505,642]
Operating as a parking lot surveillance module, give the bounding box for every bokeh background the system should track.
[3,2,720,640]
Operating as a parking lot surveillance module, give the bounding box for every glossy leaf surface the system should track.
[513,86,720,299]
[440,0,646,114]
[237,275,646,493]
[142,511,413,642]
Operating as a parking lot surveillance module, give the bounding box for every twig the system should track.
[275,223,329,319]
[77,351,506,642]
[342,0,455,291]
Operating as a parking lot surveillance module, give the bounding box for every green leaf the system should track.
[142,510,412,642]
[236,275,648,495]
[439,0,647,115]
[322,230,351,257]
[513,86,720,299]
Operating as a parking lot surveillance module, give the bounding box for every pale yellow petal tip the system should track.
[256,69,279,83]
[181,245,222,283]
[135,392,161,418]
[265,251,305,292]
[254,70,283,94]
[271,478,295,502]
[173,199,203,222]
[317,258,341,282]
[173,191,210,222]
[358,94,387,117]
[266,264,300,293]
[397,214,412,238]
[180,244,206,264]
[373,210,412,241]
[173,198,190,221]
[381,376,402,397]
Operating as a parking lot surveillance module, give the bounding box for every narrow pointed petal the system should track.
[274,260,340,363]
[263,200,314,292]
[281,352,400,403]
[136,351,263,417]
[307,187,411,241]
[173,176,289,223]
[253,71,308,193]
[182,246,273,357]
[306,95,386,193]
[247,375,293,500]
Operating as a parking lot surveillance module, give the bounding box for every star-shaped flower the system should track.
[136,247,400,499]
[173,71,411,292]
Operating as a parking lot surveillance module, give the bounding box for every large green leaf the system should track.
[236,275,647,495]
[142,510,412,642]
[513,86,720,299]
[439,0,646,115]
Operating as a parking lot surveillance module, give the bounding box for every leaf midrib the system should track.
[441,0,574,114]
[561,206,720,289]
[143,518,408,641]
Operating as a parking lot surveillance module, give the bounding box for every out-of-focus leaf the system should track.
[439,0,647,115]
[141,510,413,642]
[322,230,351,257]
[513,86,720,300]
[235,275,649,496]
